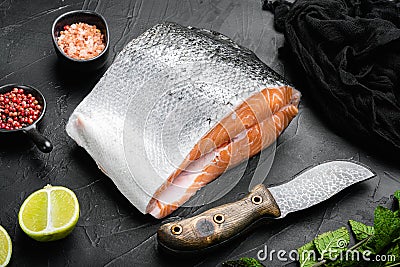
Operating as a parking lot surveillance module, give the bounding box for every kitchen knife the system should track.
[157,160,375,252]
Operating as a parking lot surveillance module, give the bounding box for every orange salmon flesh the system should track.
[146,86,300,218]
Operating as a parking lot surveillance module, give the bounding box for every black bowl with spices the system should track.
[0,84,53,153]
[52,10,110,71]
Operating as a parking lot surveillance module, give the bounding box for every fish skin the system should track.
[66,22,301,217]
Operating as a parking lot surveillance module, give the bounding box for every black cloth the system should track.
[264,0,400,152]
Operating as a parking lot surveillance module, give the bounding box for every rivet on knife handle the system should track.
[157,184,280,251]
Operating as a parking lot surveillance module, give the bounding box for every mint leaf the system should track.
[314,227,350,260]
[296,191,400,267]
[365,206,400,254]
[392,236,400,244]
[349,220,374,241]
[297,240,319,267]
[384,243,400,266]
[385,244,400,266]
[394,191,400,210]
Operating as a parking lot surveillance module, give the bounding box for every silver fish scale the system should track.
[67,22,295,213]
[268,161,375,218]
[124,23,291,182]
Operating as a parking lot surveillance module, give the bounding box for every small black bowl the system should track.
[0,84,53,153]
[52,10,110,71]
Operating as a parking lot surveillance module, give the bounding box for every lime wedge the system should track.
[0,225,12,267]
[18,185,79,242]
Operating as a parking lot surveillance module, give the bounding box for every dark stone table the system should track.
[0,0,398,266]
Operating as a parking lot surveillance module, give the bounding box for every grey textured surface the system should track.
[0,0,399,266]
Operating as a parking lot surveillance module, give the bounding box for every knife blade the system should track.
[157,160,375,252]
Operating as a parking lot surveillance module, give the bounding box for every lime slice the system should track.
[0,225,12,267]
[18,185,79,242]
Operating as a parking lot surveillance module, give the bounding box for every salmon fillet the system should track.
[66,23,301,219]
[147,86,300,218]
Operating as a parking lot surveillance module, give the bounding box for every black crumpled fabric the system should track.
[263,0,400,152]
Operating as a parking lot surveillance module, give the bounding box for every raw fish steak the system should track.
[66,22,300,219]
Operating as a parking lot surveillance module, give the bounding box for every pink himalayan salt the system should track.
[57,22,105,60]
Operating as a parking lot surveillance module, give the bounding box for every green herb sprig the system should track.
[298,190,400,267]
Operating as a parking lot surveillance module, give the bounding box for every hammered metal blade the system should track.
[269,160,375,218]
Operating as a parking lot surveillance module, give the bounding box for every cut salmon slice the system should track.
[147,86,300,218]
[164,86,299,187]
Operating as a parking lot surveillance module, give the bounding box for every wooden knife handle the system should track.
[157,184,281,252]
